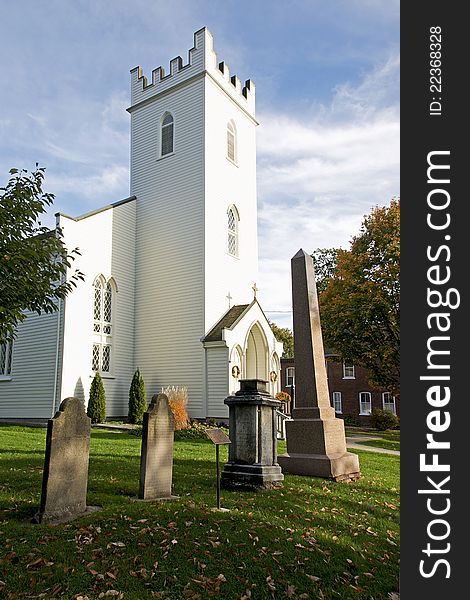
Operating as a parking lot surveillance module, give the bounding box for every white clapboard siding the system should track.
[205,345,229,418]
[0,311,60,418]
[57,199,136,417]
[131,69,206,417]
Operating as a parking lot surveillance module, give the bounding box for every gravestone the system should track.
[278,249,361,481]
[36,397,92,524]
[221,379,284,490]
[138,393,176,500]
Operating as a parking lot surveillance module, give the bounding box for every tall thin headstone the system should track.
[139,393,176,500]
[36,397,92,524]
[278,250,361,481]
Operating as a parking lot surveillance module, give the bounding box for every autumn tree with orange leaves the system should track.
[314,198,400,395]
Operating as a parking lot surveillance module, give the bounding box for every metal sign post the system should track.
[205,428,231,510]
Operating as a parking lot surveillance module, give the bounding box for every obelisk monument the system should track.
[278,249,361,481]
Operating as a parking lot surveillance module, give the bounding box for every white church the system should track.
[0,28,283,420]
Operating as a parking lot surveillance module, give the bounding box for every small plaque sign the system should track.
[205,428,231,445]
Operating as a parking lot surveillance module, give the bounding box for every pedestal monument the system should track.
[278,249,361,481]
[221,379,284,490]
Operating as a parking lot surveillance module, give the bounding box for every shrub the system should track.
[343,414,361,427]
[128,368,147,424]
[162,385,190,430]
[275,391,291,413]
[87,372,106,424]
[275,391,291,403]
[370,408,400,431]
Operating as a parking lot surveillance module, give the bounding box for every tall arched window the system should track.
[161,112,174,156]
[92,276,114,373]
[227,206,239,257]
[227,121,237,163]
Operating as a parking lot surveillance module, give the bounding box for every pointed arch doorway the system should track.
[245,323,268,381]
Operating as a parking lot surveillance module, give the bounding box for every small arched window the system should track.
[227,121,236,163]
[227,206,239,257]
[92,276,114,373]
[161,112,174,156]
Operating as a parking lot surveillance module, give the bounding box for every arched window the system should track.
[0,339,13,376]
[227,121,237,163]
[227,206,239,257]
[92,277,114,373]
[161,112,174,156]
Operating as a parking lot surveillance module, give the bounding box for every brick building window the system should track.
[332,391,342,413]
[382,392,397,414]
[286,366,295,387]
[359,392,372,415]
[343,362,355,378]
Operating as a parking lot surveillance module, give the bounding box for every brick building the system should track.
[280,354,399,425]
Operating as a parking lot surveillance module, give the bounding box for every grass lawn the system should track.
[0,426,399,600]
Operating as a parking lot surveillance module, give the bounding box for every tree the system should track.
[87,372,106,424]
[0,166,83,342]
[311,247,340,293]
[128,368,147,424]
[269,321,294,358]
[317,198,400,394]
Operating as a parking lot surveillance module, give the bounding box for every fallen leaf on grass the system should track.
[285,584,296,597]
[306,574,321,582]
[26,557,54,569]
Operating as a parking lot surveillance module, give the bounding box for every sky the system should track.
[1,0,399,330]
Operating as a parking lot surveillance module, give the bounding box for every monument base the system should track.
[33,505,102,525]
[221,463,284,491]
[279,416,361,482]
[134,495,179,502]
[278,452,361,482]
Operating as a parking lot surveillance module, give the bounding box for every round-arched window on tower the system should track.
[161,112,174,156]
[227,206,239,257]
[227,121,237,163]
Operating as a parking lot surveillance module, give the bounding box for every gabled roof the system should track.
[203,304,250,342]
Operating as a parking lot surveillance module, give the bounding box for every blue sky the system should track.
[1,0,399,329]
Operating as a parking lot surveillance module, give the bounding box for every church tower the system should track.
[129,28,259,415]
[0,27,282,421]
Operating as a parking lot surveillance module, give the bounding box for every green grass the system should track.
[0,426,399,600]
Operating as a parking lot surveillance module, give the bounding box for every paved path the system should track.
[346,434,400,456]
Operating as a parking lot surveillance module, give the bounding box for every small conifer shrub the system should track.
[128,368,147,424]
[87,372,106,423]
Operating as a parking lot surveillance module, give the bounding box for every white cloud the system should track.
[257,53,399,330]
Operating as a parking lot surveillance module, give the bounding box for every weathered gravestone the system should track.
[221,379,284,490]
[278,249,361,481]
[36,397,93,524]
[138,393,176,500]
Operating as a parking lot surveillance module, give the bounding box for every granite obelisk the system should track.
[278,249,361,481]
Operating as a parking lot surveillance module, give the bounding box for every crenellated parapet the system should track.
[129,27,255,117]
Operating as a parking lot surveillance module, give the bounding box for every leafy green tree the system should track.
[269,321,294,358]
[87,372,107,424]
[128,368,147,424]
[0,166,83,342]
[318,198,400,394]
[311,247,340,293]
